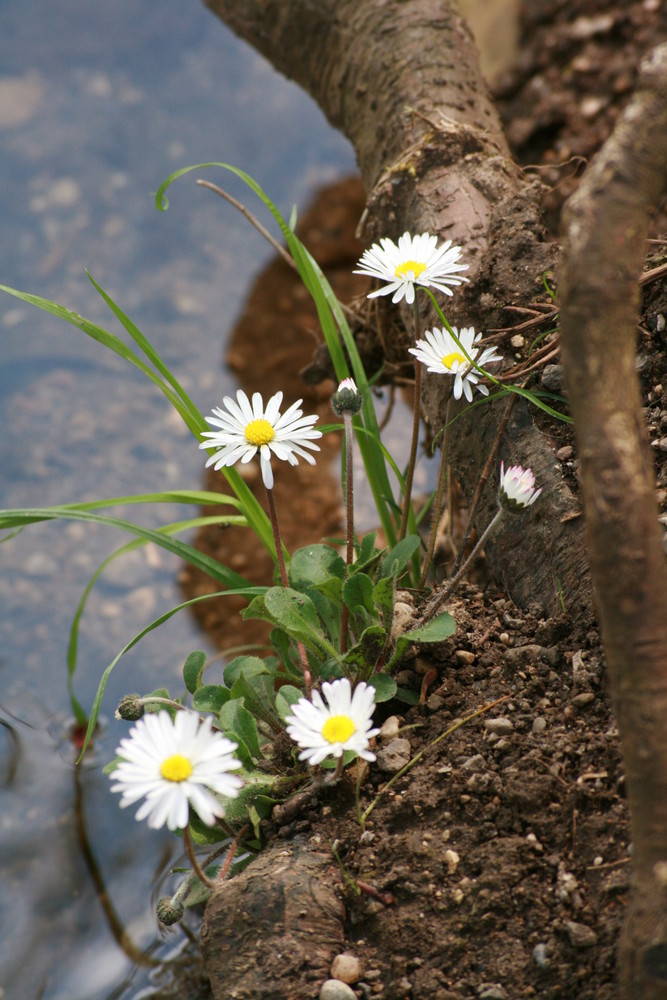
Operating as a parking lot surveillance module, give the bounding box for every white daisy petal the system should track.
[354,231,469,304]
[498,461,542,510]
[285,678,380,766]
[409,326,503,401]
[110,711,242,832]
[199,389,322,489]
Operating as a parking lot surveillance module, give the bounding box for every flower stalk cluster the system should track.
[104,206,543,929]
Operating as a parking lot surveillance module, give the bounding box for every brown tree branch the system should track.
[204,0,590,617]
[559,42,667,999]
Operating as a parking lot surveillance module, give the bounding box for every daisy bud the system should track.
[156,896,185,926]
[498,461,542,511]
[115,694,145,721]
[331,378,363,416]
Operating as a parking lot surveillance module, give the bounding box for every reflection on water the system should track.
[0,1,354,997]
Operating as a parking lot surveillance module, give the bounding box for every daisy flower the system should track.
[408,326,503,403]
[109,710,243,831]
[199,389,322,490]
[285,678,380,766]
[498,461,542,510]
[354,231,468,305]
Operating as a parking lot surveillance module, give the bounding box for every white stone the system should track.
[330,952,362,984]
[320,979,357,1000]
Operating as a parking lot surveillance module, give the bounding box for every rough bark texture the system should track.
[200,839,345,999]
[559,43,667,1000]
[204,0,591,620]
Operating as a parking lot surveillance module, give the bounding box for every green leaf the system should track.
[223,655,271,688]
[381,534,421,578]
[403,611,457,643]
[367,674,398,703]
[183,650,207,694]
[192,685,229,714]
[343,572,375,616]
[263,587,338,657]
[248,795,274,839]
[275,684,303,722]
[342,624,386,672]
[303,586,341,647]
[289,544,346,588]
[389,611,457,668]
[395,687,420,706]
[230,672,281,733]
[218,770,283,825]
[269,628,301,677]
[373,576,396,624]
[219,699,263,763]
[355,531,380,570]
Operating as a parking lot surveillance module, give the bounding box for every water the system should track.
[0,2,355,996]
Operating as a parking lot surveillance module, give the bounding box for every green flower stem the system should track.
[265,484,312,695]
[421,506,506,622]
[138,696,186,713]
[452,394,516,572]
[184,825,215,890]
[215,823,249,883]
[264,484,289,588]
[418,398,451,589]
[324,754,346,784]
[340,412,356,654]
[398,297,423,541]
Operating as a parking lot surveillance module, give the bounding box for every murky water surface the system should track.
[0,2,354,996]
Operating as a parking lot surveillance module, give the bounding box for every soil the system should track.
[166,3,667,998]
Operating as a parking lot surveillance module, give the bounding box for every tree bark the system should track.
[204,0,591,620]
[559,43,667,1000]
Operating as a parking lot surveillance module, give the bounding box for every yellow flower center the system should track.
[160,753,193,783]
[245,418,275,447]
[441,351,466,369]
[395,259,426,279]
[322,714,356,744]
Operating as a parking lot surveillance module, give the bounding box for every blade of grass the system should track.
[0,507,259,592]
[155,163,399,546]
[66,513,248,720]
[78,587,266,759]
[0,284,278,554]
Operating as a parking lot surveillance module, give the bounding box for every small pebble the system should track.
[455,649,475,664]
[572,691,595,707]
[510,334,525,349]
[533,942,550,968]
[556,445,573,461]
[532,716,547,735]
[444,848,460,874]
[331,953,362,984]
[320,979,356,1000]
[478,987,506,1000]
[376,738,411,773]
[485,717,514,736]
[461,753,486,772]
[541,364,564,391]
[379,716,401,741]
[565,920,598,948]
